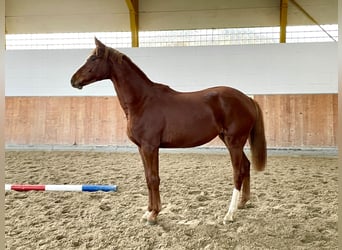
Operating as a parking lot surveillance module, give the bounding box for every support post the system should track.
[126,0,139,47]
[280,0,288,43]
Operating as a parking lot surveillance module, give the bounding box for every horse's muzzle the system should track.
[71,75,83,89]
[71,82,83,90]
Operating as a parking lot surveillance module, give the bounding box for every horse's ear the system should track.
[94,37,105,49]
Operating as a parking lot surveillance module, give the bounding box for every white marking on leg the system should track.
[223,188,240,224]
[141,211,151,221]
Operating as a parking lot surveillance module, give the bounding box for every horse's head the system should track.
[71,37,112,89]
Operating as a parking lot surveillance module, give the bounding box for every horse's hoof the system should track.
[238,199,249,209]
[147,213,158,225]
[238,202,246,209]
[146,219,157,225]
[141,211,157,225]
[223,218,234,225]
[141,211,150,222]
[223,212,234,224]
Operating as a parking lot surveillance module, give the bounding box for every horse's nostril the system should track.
[71,78,82,90]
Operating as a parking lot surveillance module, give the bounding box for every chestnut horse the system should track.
[71,38,266,225]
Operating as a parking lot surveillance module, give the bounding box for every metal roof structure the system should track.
[5,0,338,46]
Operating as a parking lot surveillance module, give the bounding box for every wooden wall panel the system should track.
[254,94,337,148]
[5,97,131,146]
[5,94,337,148]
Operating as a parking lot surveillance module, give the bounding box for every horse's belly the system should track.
[160,135,217,148]
[160,117,219,148]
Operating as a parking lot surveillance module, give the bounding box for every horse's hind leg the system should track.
[219,134,251,224]
[223,146,243,223]
[238,152,250,209]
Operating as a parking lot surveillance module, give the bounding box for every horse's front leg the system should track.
[139,145,161,225]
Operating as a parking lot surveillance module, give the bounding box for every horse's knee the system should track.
[146,175,160,188]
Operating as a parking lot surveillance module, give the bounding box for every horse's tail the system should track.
[249,99,267,171]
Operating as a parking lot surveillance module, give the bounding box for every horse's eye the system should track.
[88,55,97,62]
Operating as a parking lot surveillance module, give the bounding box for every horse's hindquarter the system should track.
[163,87,257,147]
[157,87,253,148]
[216,87,257,136]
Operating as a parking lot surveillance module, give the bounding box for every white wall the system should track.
[5,43,338,96]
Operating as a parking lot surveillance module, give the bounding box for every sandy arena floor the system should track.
[5,151,338,249]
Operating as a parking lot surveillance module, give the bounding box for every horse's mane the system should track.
[104,46,153,84]
[104,47,124,64]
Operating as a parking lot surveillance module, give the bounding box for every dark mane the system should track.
[152,82,177,94]
[105,46,153,84]
[105,47,124,64]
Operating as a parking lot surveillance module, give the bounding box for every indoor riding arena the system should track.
[3,1,338,249]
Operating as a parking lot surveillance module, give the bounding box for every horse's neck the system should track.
[110,57,152,115]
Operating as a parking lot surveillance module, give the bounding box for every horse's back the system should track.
[150,84,256,127]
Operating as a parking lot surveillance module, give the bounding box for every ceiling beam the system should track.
[289,0,336,42]
[280,0,288,43]
[126,0,139,47]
